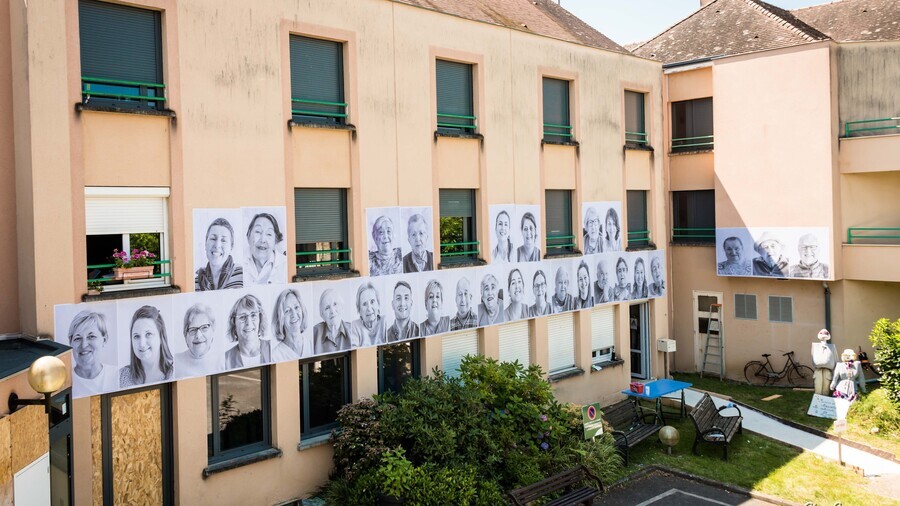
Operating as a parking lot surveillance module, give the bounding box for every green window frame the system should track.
[626,190,650,249]
[672,97,713,152]
[290,35,346,125]
[543,77,572,143]
[439,189,479,264]
[78,0,165,110]
[300,353,352,437]
[294,188,350,275]
[378,340,421,395]
[545,190,575,255]
[625,90,648,146]
[436,60,476,134]
[672,190,715,244]
[207,367,272,464]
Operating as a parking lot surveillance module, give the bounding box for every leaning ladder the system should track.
[701,303,724,379]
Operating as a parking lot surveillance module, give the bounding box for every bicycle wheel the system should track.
[744,361,769,385]
[788,364,815,388]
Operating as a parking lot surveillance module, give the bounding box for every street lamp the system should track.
[8,356,67,414]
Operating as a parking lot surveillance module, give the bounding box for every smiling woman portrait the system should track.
[245,212,287,285]
[68,310,118,396]
[119,305,174,388]
[225,294,272,369]
[271,288,312,360]
[175,303,223,377]
[196,217,243,291]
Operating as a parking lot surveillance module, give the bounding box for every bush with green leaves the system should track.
[322,356,621,503]
[869,318,900,407]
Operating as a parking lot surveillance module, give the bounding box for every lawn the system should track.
[673,372,900,457]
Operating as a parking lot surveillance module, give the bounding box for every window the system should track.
[498,321,530,366]
[378,340,421,394]
[625,91,647,147]
[545,190,575,255]
[626,190,650,249]
[300,353,352,437]
[439,189,479,264]
[768,296,793,323]
[85,187,170,292]
[436,60,476,134]
[671,97,713,152]
[207,368,271,463]
[735,294,757,320]
[289,35,346,125]
[672,190,715,244]
[442,330,478,378]
[79,0,164,110]
[294,188,350,275]
[548,313,576,373]
[542,77,572,143]
[591,307,615,364]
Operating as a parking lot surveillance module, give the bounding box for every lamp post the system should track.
[8,356,67,414]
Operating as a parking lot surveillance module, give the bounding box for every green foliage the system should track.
[130,233,161,257]
[869,318,900,407]
[326,356,621,503]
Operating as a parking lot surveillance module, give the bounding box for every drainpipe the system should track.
[823,282,831,331]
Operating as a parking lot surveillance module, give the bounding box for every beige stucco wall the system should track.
[836,41,900,127]
[839,134,900,174]
[841,171,900,231]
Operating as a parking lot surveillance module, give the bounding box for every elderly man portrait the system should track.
[402,213,434,273]
[752,232,789,277]
[450,277,477,331]
[789,233,829,278]
[594,259,613,304]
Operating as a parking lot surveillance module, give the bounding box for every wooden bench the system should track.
[604,400,663,465]
[508,465,604,506]
[689,392,743,461]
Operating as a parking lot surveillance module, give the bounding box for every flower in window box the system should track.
[112,248,156,280]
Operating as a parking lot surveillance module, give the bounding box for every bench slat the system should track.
[509,465,603,505]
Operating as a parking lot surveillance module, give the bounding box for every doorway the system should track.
[629,303,650,379]
[49,389,73,506]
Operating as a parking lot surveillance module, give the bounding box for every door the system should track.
[692,291,723,370]
[49,389,73,506]
[629,303,650,379]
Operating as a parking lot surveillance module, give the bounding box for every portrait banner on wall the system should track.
[242,206,289,286]
[222,285,276,372]
[476,264,508,327]
[116,295,175,390]
[310,277,356,355]
[348,276,388,349]
[647,249,667,298]
[172,290,228,380]
[489,204,516,264]
[716,227,830,280]
[513,204,542,262]
[572,256,595,309]
[55,301,120,398]
[546,257,577,315]
[446,268,478,332]
[598,202,624,253]
[581,202,605,255]
[383,272,425,344]
[400,206,435,273]
[366,207,403,276]
[503,265,531,323]
[419,270,456,337]
[609,253,633,302]
[269,282,316,361]
[629,250,651,301]
[193,208,244,291]
[587,253,613,306]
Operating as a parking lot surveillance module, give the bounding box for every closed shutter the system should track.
[591,307,615,352]
[79,0,162,83]
[436,60,474,131]
[542,77,570,127]
[545,190,571,238]
[442,330,478,378]
[439,189,474,218]
[627,190,648,247]
[547,313,575,373]
[625,91,645,135]
[734,294,757,320]
[768,296,793,323]
[498,321,530,366]
[295,188,347,244]
[290,35,344,119]
[85,196,166,235]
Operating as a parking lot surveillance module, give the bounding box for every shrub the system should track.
[869,318,900,407]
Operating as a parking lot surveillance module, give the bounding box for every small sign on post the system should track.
[582,403,604,440]
[834,418,848,466]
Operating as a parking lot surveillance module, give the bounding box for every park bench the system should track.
[604,399,663,465]
[508,465,604,506]
[689,392,743,461]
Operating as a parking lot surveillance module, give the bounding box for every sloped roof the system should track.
[633,0,830,64]
[792,0,900,42]
[391,0,628,54]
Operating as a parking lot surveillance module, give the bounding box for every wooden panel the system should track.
[9,406,46,475]
[111,389,163,505]
[91,396,102,506]
[0,417,11,506]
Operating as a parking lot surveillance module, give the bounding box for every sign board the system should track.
[582,402,604,439]
[807,393,850,420]
[834,419,848,434]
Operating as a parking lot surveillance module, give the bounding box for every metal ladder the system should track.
[701,303,724,379]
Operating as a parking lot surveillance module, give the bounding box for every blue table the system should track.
[620,379,692,424]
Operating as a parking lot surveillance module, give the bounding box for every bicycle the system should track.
[743,351,815,387]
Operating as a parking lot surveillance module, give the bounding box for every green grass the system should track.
[674,372,900,456]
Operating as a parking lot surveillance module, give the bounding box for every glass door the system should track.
[629,303,650,379]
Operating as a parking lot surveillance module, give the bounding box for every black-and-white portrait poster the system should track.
[419,270,455,337]
[366,207,403,276]
[629,251,651,301]
[270,283,316,361]
[474,264,506,327]
[55,301,119,399]
[503,264,531,323]
[610,254,633,302]
[444,268,478,333]
[222,285,276,372]
[348,276,388,349]
[193,208,244,292]
[588,253,614,306]
[116,295,175,390]
[547,257,577,315]
[382,272,425,344]
[715,227,830,280]
[514,204,541,262]
[581,202,604,255]
[400,206,435,273]
[172,290,227,380]
[311,277,356,354]
[489,204,516,264]
[647,249,667,298]
[242,206,289,286]
[597,202,623,253]
[572,256,595,309]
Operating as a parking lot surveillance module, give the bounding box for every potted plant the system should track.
[87,280,104,295]
[112,248,157,280]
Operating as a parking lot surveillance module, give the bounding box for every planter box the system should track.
[114,266,155,280]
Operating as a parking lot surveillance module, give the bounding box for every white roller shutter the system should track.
[591,307,615,352]
[498,321,530,366]
[547,313,575,373]
[442,330,478,378]
[85,188,168,235]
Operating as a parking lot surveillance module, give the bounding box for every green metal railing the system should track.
[627,230,651,247]
[543,123,573,139]
[546,234,576,252]
[82,76,166,102]
[86,259,171,284]
[673,227,715,241]
[291,98,348,119]
[437,112,477,131]
[847,227,900,244]
[844,117,900,138]
[626,131,649,145]
[439,241,480,258]
[296,248,352,268]
[672,135,713,151]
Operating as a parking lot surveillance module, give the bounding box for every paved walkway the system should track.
[683,389,900,477]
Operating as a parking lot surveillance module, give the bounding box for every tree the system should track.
[869,318,900,407]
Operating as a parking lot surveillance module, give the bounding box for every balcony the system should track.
[842,228,900,282]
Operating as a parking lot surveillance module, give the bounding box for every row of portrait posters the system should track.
[715,227,831,280]
[56,248,666,399]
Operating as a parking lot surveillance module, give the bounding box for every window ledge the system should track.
[548,367,585,383]
[590,358,625,373]
[203,447,282,478]
[541,139,579,147]
[434,131,483,141]
[669,148,713,156]
[544,250,583,260]
[297,432,333,451]
[293,270,360,283]
[670,241,715,248]
[625,143,654,152]
[75,103,176,119]
[288,120,356,132]
[626,244,657,252]
[438,258,486,270]
[82,285,181,303]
